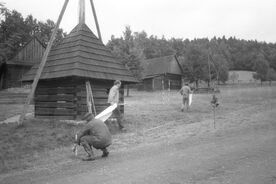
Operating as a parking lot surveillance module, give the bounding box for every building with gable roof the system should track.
[22,23,137,119]
[140,55,183,91]
[0,37,45,89]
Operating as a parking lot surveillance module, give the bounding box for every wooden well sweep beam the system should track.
[89,0,102,42]
[18,0,70,125]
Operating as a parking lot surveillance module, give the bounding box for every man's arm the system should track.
[75,128,90,145]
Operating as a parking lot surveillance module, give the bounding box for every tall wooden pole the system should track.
[18,0,69,125]
[89,0,102,42]
[79,0,85,24]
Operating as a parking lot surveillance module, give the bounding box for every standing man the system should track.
[108,80,125,130]
[179,82,192,112]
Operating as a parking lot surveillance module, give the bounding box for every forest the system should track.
[1,3,276,84]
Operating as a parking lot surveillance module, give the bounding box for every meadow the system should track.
[0,85,275,174]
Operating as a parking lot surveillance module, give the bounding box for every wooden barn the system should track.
[140,55,183,91]
[22,23,137,120]
[0,37,45,89]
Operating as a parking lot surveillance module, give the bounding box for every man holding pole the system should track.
[179,82,192,112]
[108,80,126,131]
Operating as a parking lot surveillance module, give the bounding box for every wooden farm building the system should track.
[22,23,137,120]
[140,55,183,91]
[0,37,45,89]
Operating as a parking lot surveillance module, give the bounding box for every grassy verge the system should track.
[0,119,80,173]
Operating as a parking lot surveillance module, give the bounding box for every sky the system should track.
[3,0,276,44]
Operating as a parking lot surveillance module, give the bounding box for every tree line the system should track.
[1,3,276,85]
[107,26,276,85]
[0,3,66,62]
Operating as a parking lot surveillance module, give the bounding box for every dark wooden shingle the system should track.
[22,23,137,83]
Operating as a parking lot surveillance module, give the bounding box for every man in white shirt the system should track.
[179,82,192,112]
[108,80,125,130]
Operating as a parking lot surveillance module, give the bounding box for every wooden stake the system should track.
[17,0,69,125]
[89,0,102,42]
[213,107,216,129]
[86,81,97,116]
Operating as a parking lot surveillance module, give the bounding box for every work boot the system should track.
[101,148,109,158]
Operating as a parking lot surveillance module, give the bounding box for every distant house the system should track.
[228,70,259,84]
[140,55,183,91]
[0,37,45,89]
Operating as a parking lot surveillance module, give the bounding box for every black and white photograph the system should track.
[0,0,276,183]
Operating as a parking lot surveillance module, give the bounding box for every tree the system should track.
[253,53,270,84]
[208,40,229,84]
[266,68,276,85]
[181,44,208,87]
[107,26,143,79]
[0,9,26,61]
[0,6,66,63]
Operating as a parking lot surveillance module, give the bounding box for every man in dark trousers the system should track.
[73,113,112,161]
[107,80,126,130]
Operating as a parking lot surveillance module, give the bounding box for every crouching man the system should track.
[73,113,112,161]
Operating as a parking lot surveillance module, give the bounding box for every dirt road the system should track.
[44,118,276,184]
[1,92,276,184]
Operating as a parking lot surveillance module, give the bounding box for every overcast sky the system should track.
[4,0,276,44]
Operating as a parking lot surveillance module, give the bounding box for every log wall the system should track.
[35,77,125,120]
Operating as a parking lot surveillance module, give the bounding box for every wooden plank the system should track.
[35,94,75,102]
[77,85,110,91]
[35,108,77,116]
[61,32,101,45]
[36,87,76,95]
[35,115,75,120]
[51,39,110,52]
[45,54,121,69]
[30,62,127,75]
[38,79,76,86]
[77,92,108,98]
[35,102,75,108]
[47,49,116,64]
[79,98,108,105]
[78,107,107,113]
[49,45,110,58]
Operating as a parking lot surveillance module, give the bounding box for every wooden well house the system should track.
[22,2,137,119]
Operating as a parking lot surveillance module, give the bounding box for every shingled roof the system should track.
[22,23,137,83]
[141,55,183,79]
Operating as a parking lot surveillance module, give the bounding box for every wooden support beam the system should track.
[17,0,69,125]
[89,0,102,42]
[86,81,97,116]
[79,0,85,24]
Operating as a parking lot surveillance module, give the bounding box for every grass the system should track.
[0,85,275,174]
[0,119,80,173]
